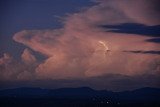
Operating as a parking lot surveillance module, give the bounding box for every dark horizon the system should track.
[0,86,160,107]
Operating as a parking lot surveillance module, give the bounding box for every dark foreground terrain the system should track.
[0,87,160,107]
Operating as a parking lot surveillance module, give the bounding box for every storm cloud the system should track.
[0,0,160,90]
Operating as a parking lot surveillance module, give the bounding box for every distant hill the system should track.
[0,87,160,107]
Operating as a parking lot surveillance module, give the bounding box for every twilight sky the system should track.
[0,0,160,91]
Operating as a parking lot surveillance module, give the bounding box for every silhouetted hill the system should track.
[0,87,160,107]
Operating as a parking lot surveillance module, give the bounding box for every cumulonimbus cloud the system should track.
[1,0,160,82]
[0,50,37,81]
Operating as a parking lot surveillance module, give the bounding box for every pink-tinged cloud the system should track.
[0,53,37,81]
[21,48,37,64]
[7,0,160,80]
[94,0,160,25]
[0,53,12,65]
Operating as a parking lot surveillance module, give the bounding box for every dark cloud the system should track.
[123,50,160,55]
[100,23,160,37]
[146,38,160,44]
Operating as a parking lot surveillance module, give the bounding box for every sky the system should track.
[0,0,160,91]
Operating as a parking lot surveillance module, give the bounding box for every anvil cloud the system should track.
[0,0,160,90]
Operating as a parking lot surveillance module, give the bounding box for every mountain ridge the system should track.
[0,87,160,98]
[0,87,160,107]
